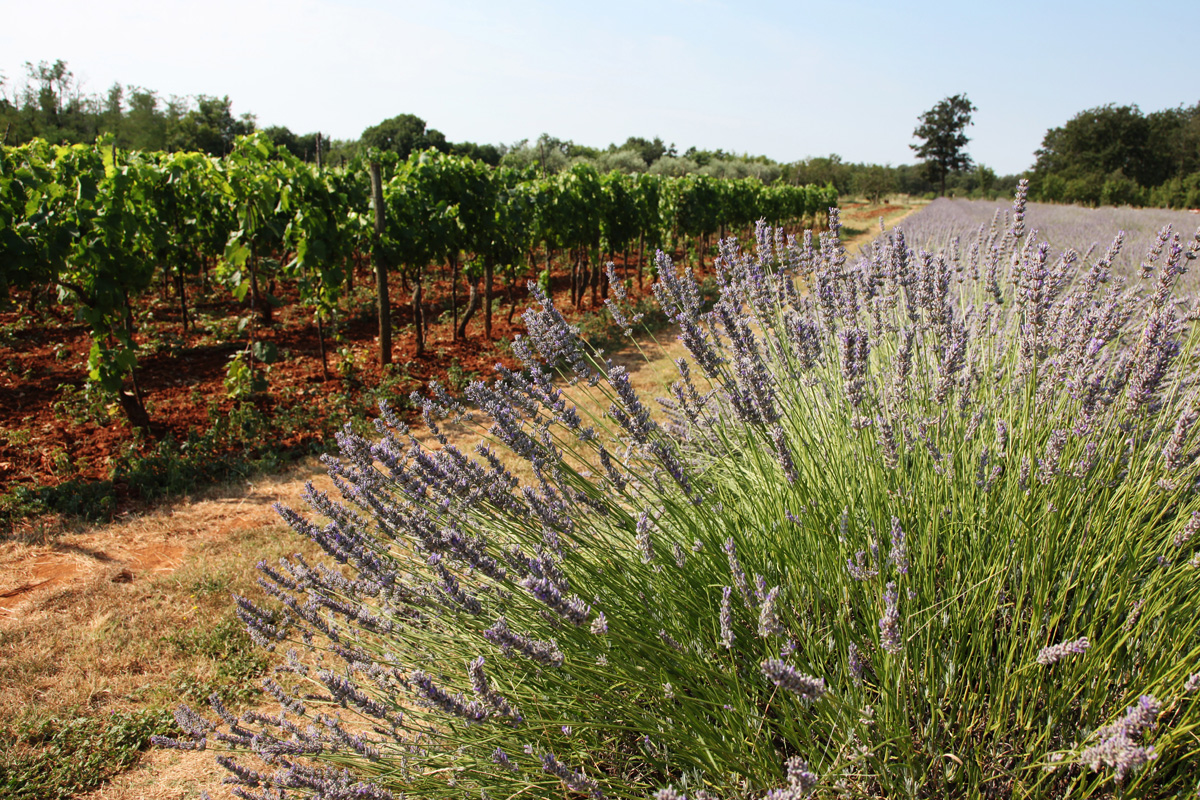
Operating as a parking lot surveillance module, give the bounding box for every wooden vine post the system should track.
[369,160,392,366]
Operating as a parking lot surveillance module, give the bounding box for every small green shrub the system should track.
[167,615,270,705]
[0,708,178,799]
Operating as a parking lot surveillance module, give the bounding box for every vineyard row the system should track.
[1,132,837,431]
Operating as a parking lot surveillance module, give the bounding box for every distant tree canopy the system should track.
[360,113,450,158]
[2,57,1038,204]
[620,136,670,166]
[0,60,262,156]
[1031,102,1200,208]
[781,155,1015,202]
[450,140,502,166]
[262,125,325,161]
[167,95,255,155]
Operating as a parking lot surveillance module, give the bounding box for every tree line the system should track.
[3,59,1010,202]
[0,132,836,434]
[0,60,804,181]
[1029,101,1200,209]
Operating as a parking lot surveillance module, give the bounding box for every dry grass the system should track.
[0,464,335,798]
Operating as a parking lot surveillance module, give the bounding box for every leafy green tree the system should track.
[168,95,255,155]
[619,135,667,166]
[911,94,976,196]
[118,88,169,150]
[648,156,699,177]
[785,155,854,194]
[450,140,502,166]
[852,164,895,203]
[262,125,326,161]
[596,149,647,174]
[1032,104,1173,198]
[361,114,450,158]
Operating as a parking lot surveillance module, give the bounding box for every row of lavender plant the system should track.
[157,182,1200,798]
[902,197,1200,292]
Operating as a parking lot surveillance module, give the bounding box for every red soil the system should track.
[0,253,664,524]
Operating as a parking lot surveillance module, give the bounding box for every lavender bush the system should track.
[159,184,1200,798]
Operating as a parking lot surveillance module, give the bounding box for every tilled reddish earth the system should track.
[0,254,664,523]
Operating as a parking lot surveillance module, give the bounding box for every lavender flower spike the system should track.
[1036,636,1090,666]
[848,642,866,686]
[1080,695,1161,782]
[761,658,827,701]
[540,751,603,798]
[758,586,784,637]
[879,582,902,654]
[889,516,909,575]
[493,747,519,772]
[719,586,734,649]
[785,755,818,794]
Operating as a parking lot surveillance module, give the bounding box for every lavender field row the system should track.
[894,197,1200,289]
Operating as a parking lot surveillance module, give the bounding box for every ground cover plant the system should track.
[161,185,1200,798]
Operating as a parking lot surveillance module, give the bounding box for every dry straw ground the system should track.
[0,197,922,799]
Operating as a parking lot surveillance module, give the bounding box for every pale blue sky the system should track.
[2,0,1196,174]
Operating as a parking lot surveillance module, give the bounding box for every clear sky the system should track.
[2,0,1197,175]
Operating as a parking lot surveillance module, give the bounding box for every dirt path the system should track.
[2,198,925,799]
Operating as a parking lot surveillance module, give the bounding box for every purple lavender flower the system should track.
[410,670,487,722]
[468,656,521,722]
[636,510,655,564]
[837,326,870,407]
[889,516,909,575]
[520,283,592,384]
[846,550,879,581]
[758,586,784,637]
[1012,179,1029,239]
[848,642,866,686]
[1036,429,1068,485]
[493,747,519,772]
[760,659,827,701]
[784,755,818,794]
[1174,511,1200,548]
[659,629,684,652]
[879,582,901,654]
[520,575,589,625]
[1081,695,1161,782]
[608,365,658,443]
[540,750,602,798]
[1036,636,1090,666]
[725,538,754,609]
[1141,224,1172,278]
[1125,309,1180,415]
[1161,403,1198,475]
[719,586,735,649]
[604,263,641,335]
[483,616,564,667]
